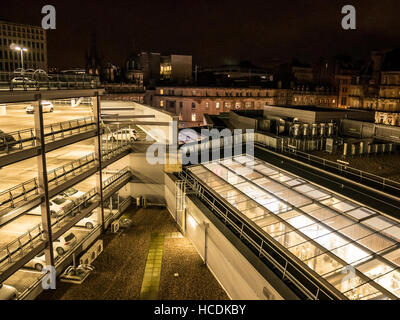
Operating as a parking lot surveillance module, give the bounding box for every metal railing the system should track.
[103,167,131,193]
[180,168,341,300]
[0,223,43,271]
[0,117,97,155]
[254,132,400,195]
[0,72,101,91]
[0,137,132,215]
[0,167,131,273]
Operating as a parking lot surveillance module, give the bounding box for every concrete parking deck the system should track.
[37,207,229,300]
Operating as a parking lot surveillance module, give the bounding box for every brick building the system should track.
[150,86,338,127]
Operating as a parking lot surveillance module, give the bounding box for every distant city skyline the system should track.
[3,0,400,69]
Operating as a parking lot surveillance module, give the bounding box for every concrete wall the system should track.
[264,106,316,123]
[229,111,258,130]
[101,100,178,145]
[264,105,375,124]
[128,152,165,204]
[341,119,400,143]
[184,196,283,300]
[164,173,177,220]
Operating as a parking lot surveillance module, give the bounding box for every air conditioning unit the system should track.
[136,196,143,207]
[95,240,103,256]
[79,252,92,266]
[111,220,120,233]
[79,240,104,265]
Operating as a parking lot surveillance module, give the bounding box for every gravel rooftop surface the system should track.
[311,151,400,182]
[37,207,228,300]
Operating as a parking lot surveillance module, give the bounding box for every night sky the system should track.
[2,0,400,69]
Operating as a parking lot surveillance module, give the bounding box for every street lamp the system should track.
[10,43,27,71]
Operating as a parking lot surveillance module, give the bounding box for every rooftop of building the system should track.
[0,19,44,30]
[265,105,356,112]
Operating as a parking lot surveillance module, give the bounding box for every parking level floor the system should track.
[37,207,229,300]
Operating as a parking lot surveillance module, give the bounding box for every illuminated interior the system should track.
[188,154,400,300]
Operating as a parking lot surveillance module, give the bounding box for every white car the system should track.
[61,187,86,206]
[76,211,98,229]
[106,128,138,142]
[30,196,75,217]
[0,283,18,300]
[53,232,77,255]
[25,250,58,272]
[11,77,37,87]
[26,101,54,114]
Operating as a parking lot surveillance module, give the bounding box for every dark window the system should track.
[64,233,75,242]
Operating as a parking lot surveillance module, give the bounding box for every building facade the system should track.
[0,20,47,72]
[151,86,337,127]
[347,71,400,126]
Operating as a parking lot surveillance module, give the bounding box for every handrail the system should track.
[179,130,400,194]
[0,167,131,270]
[180,168,342,300]
[0,135,132,215]
[254,133,400,193]
[0,72,101,91]
[0,117,97,155]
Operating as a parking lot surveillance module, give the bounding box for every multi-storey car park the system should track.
[0,71,399,300]
[0,73,176,299]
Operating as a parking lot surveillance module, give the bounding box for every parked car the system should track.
[0,283,18,300]
[30,196,76,217]
[25,101,54,114]
[0,129,17,150]
[53,232,77,255]
[76,210,98,229]
[25,250,58,272]
[11,77,38,87]
[61,187,87,206]
[106,128,138,142]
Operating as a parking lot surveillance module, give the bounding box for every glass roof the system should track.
[188,154,400,300]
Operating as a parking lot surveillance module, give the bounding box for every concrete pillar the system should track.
[33,95,55,268]
[93,93,105,231]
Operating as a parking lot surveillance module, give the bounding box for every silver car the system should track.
[25,250,58,272]
[11,77,37,87]
[0,283,18,300]
[53,232,77,255]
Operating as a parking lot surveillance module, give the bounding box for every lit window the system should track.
[205,102,209,109]
[160,89,164,95]
[160,100,164,107]
[191,113,196,121]
[235,102,241,109]
[216,102,220,109]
